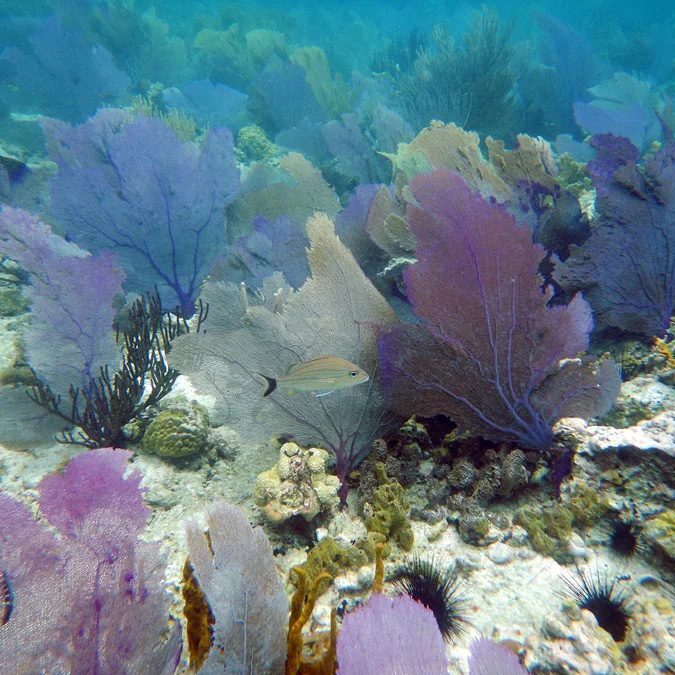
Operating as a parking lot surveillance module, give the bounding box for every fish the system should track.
[257,356,369,397]
[1,570,13,626]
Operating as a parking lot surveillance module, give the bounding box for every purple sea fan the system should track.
[1,16,129,122]
[38,448,149,537]
[468,636,527,675]
[42,110,240,315]
[222,215,310,289]
[554,131,675,336]
[377,170,620,451]
[0,206,124,394]
[0,449,181,674]
[336,593,448,674]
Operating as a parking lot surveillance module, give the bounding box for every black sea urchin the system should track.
[391,556,469,641]
[609,518,641,557]
[562,567,631,642]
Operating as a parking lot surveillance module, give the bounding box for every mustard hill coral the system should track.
[253,442,340,524]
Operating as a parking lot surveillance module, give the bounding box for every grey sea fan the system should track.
[170,213,400,499]
[185,501,288,674]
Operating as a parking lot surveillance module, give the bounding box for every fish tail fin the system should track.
[257,373,277,397]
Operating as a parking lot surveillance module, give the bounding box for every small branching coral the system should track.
[370,29,427,77]
[29,291,206,448]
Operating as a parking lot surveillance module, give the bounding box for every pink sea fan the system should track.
[468,636,528,674]
[0,449,180,674]
[337,593,447,674]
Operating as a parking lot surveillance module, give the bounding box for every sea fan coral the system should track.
[0,206,123,394]
[336,593,448,674]
[0,449,181,673]
[378,169,620,450]
[42,109,239,315]
[1,16,129,122]
[170,213,400,502]
[555,130,675,336]
[391,556,469,641]
[468,636,527,675]
[185,501,288,673]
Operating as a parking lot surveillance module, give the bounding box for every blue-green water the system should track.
[0,1,673,674]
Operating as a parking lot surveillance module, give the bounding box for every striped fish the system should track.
[258,356,369,397]
[1,570,13,626]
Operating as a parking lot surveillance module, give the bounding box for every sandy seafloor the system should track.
[1,321,673,673]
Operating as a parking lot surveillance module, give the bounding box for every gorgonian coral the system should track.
[42,109,239,316]
[555,131,675,336]
[378,169,620,451]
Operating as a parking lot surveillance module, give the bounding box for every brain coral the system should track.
[142,403,209,459]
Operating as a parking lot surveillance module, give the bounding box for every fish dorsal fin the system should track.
[286,356,343,374]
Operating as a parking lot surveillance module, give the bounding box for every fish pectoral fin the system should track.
[286,389,298,397]
[315,390,335,397]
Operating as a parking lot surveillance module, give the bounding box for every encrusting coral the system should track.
[254,442,340,524]
[643,509,675,567]
[299,538,368,588]
[515,483,609,561]
[424,440,530,543]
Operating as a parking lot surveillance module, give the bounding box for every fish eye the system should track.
[349,370,358,377]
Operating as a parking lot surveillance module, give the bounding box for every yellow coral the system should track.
[653,336,675,368]
[254,443,340,524]
[285,568,335,675]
